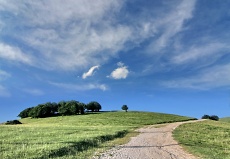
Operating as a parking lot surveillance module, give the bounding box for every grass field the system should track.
[173,120,230,159]
[0,111,195,159]
[220,117,230,123]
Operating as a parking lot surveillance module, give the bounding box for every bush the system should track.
[209,115,219,121]
[201,114,219,121]
[5,120,22,125]
[202,114,210,119]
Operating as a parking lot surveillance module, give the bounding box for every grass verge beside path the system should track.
[0,111,195,159]
[173,120,230,159]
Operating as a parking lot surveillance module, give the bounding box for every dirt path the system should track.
[93,120,201,159]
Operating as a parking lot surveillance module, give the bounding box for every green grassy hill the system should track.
[0,111,195,159]
[174,119,230,159]
[220,117,230,123]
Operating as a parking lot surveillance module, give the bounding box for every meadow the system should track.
[0,111,195,159]
[173,119,230,159]
[220,117,230,123]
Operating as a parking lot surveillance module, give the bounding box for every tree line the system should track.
[18,100,102,118]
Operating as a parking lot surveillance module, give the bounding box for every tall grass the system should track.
[0,111,195,159]
[173,120,230,159]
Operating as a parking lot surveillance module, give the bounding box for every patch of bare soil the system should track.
[93,120,202,159]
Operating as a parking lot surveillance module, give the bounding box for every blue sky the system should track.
[0,0,230,122]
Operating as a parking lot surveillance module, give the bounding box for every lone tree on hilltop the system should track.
[122,105,128,112]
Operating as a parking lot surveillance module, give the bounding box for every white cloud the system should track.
[117,62,125,67]
[23,89,44,96]
[172,42,229,65]
[0,43,33,65]
[0,85,10,97]
[82,65,100,79]
[0,0,199,77]
[161,64,230,90]
[0,69,11,97]
[50,82,108,91]
[0,0,197,71]
[110,63,129,79]
[0,70,11,81]
[147,0,196,52]
[0,0,130,71]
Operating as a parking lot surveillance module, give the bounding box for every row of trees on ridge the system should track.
[18,100,102,118]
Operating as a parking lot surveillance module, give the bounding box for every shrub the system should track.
[5,120,22,125]
[209,115,219,121]
[202,114,210,119]
[201,114,219,121]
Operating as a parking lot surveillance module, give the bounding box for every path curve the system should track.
[93,120,202,159]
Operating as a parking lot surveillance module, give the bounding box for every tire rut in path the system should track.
[93,120,202,159]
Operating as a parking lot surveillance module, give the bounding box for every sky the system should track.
[0,0,230,122]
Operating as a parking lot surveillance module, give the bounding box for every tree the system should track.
[58,100,84,116]
[18,107,34,118]
[18,100,86,118]
[58,101,71,115]
[78,102,86,114]
[122,105,128,112]
[29,104,52,118]
[86,101,102,112]
[68,100,80,115]
[49,102,58,115]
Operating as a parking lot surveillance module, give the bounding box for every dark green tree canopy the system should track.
[58,100,83,116]
[122,105,128,112]
[18,100,95,118]
[86,101,102,112]
[18,107,34,118]
[28,104,52,118]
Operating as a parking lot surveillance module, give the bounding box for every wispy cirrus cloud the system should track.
[0,69,11,97]
[0,0,130,71]
[50,82,108,91]
[172,42,229,65]
[147,0,197,52]
[0,69,11,81]
[161,63,230,90]
[0,0,197,71]
[23,88,44,96]
[0,43,33,65]
[0,85,10,97]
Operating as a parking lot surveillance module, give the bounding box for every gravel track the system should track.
[93,120,201,159]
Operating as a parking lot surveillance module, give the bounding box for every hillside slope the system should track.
[1,111,196,159]
[174,120,230,159]
[220,117,230,123]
